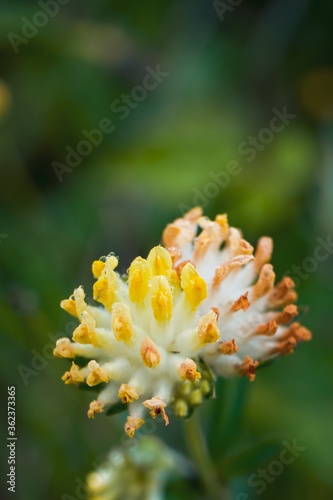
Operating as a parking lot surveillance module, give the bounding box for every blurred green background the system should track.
[1,0,333,498]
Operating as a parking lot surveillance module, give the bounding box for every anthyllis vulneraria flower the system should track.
[86,437,187,500]
[54,207,312,437]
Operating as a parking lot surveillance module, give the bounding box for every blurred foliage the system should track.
[1,0,333,499]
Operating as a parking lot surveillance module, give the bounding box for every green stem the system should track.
[184,413,229,500]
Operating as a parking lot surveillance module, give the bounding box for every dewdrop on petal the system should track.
[55,209,312,436]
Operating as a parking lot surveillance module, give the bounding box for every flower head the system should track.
[55,245,215,437]
[55,207,311,436]
[163,207,312,381]
[86,437,185,500]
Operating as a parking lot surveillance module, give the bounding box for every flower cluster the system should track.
[54,207,311,437]
[86,437,184,500]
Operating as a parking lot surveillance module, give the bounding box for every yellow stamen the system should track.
[140,337,161,368]
[93,275,116,310]
[60,297,77,317]
[215,213,229,237]
[72,324,89,344]
[147,246,172,276]
[92,259,105,279]
[178,358,201,382]
[143,397,169,425]
[60,286,86,317]
[168,269,181,294]
[128,257,152,304]
[150,276,173,322]
[118,384,139,404]
[92,255,119,310]
[106,255,119,271]
[87,400,104,419]
[180,262,207,310]
[124,416,144,438]
[73,311,97,344]
[53,338,74,359]
[198,309,220,345]
[86,360,109,387]
[62,362,85,385]
[73,286,87,316]
[112,302,133,344]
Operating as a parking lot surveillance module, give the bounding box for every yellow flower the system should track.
[55,208,312,436]
[55,246,211,437]
[86,437,179,499]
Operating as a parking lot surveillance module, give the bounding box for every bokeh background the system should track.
[1,0,333,498]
